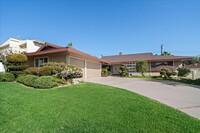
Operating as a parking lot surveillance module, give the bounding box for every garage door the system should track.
[87,61,101,78]
[70,57,85,78]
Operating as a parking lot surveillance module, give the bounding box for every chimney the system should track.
[119,52,122,55]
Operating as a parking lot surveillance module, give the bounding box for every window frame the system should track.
[34,56,49,67]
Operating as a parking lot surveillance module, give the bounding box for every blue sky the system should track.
[0,0,199,57]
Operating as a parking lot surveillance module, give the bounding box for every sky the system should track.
[0,0,200,57]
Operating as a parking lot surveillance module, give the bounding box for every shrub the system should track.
[101,67,110,77]
[17,75,58,88]
[59,64,83,79]
[195,78,200,85]
[37,66,53,76]
[6,54,28,78]
[0,72,15,82]
[33,76,57,88]
[9,71,25,77]
[41,62,66,74]
[136,61,149,76]
[16,75,39,87]
[6,54,27,63]
[53,77,67,84]
[177,67,191,77]
[7,65,28,71]
[41,62,83,78]
[160,68,177,78]
[25,67,39,75]
[118,64,128,77]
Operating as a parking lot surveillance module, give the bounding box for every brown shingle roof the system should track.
[26,43,109,64]
[186,64,200,69]
[102,53,192,64]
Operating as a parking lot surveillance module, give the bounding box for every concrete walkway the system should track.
[86,76,200,120]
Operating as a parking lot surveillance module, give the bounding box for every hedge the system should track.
[7,65,28,70]
[0,72,15,82]
[33,76,57,88]
[24,67,39,75]
[17,75,39,87]
[6,54,28,63]
[16,75,58,89]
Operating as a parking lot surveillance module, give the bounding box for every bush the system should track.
[0,72,15,82]
[9,71,25,77]
[33,76,57,88]
[6,54,28,78]
[25,67,39,75]
[41,62,66,74]
[17,75,58,88]
[118,64,128,77]
[7,65,28,71]
[160,68,177,78]
[6,54,28,63]
[16,75,39,87]
[37,66,53,76]
[42,62,83,78]
[101,67,110,77]
[59,64,83,79]
[136,61,149,76]
[177,67,191,77]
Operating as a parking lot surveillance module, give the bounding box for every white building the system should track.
[0,38,44,72]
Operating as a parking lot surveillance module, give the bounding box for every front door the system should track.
[112,65,120,75]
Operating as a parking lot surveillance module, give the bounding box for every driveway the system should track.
[86,76,200,120]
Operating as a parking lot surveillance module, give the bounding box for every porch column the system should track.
[149,62,151,76]
[173,61,175,69]
[84,60,87,79]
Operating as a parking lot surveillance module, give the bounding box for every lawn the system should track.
[0,82,200,133]
[129,76,200,86]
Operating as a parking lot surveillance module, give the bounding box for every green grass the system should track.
[0,82,200,133]
[129,76,200,86]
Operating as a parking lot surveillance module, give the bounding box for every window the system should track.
[34,57,48,67]
[124,62,136,73]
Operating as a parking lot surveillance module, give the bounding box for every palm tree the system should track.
[161,51,172,56]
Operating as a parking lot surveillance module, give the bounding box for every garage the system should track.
[69,56,101,79]
[69,57,85,78]
[87,61,101,78]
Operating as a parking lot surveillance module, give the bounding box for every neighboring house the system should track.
[0,38,44,53]
[102,52,192,76]
[186,64,200,79]
[0,38,44,72]
[26,43,109,79]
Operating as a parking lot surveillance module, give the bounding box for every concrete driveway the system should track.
[86,76,200,120]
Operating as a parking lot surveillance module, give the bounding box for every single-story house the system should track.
[25,42,193,78]
[101,52,192,76]
[26,43,109,79]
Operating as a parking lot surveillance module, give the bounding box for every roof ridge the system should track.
[102,52,153,57]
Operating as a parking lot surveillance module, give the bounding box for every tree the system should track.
[160,68,177,78]
[191,56,200,65]
[136,61,149,76]
[118,64,128,77]
[182,56,200,65]
[177,67,191,77]
[161,51,172,56]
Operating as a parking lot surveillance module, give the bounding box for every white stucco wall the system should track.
[0,62,5,72]
[26,40,42,53]
[0,38,43,54]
